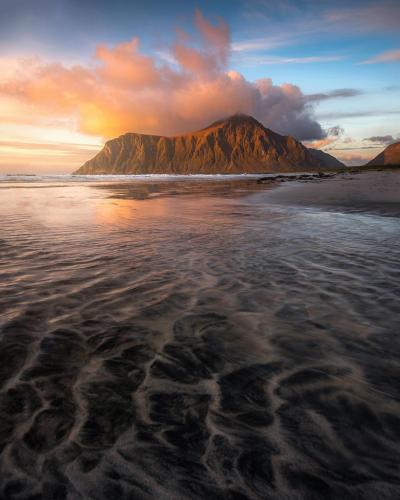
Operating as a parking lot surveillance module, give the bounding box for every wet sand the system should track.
[261,170,400,216]
[0,173,400,499]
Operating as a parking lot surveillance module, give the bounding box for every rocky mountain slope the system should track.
[367,142,400,166]
[74,114,344,174]
[308,148,344,168]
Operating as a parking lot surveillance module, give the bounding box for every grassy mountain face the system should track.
[74,114,344,174]
[367,142,400,166]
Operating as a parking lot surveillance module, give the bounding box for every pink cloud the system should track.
[332,152,371,166]
[361,48,400,64]
[0,11,325,141]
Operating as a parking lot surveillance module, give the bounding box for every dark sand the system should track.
[0,172,400,499]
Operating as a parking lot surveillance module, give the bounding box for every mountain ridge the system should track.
[74,114,344,174]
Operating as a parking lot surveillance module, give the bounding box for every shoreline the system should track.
[1,164,399,183]
[2,168,400,212]
[2,168,400,214]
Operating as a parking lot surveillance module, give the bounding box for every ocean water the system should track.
[0,175,399,499]
[0,173,265,183]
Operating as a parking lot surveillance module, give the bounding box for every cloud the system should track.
[95,38,162,88]
[363,135,398,145]
[0,139,98,173]
[172,10,230,76]
[385,85,400,91]
[303,124,344,150]
[332,152,370,166]
[241,55,344,65]
[0,11,327,141]
[306,88,363,102]
[304,138,336,149]
[330,146,385,151]
[0,140,99,152]
[327,125,344,137]
[361,49,400,64]
[231,34,296,53]
[237,1,400,57]
[316,109,400,120]
[325,2,400,33]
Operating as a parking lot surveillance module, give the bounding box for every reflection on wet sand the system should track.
[0,176,400,499]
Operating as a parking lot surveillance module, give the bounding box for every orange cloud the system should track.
[96,38,161,88]
[304,137,338,149]
[304,125,344,150]
[0,11,325,141]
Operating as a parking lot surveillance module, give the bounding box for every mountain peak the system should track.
[205,114,264,131]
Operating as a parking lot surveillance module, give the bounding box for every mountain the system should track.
[73,114,344,174]
[308,148,344,168]
[367,142,400,166]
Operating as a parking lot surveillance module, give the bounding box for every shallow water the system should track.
[0,176,400,499]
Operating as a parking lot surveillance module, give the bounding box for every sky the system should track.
[0,0,399,173]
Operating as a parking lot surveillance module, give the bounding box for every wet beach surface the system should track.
[0,173,400,499]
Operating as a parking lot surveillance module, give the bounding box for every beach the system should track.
[0,171,400,499]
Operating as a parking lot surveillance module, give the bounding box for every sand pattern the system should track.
[0,177,400,499]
